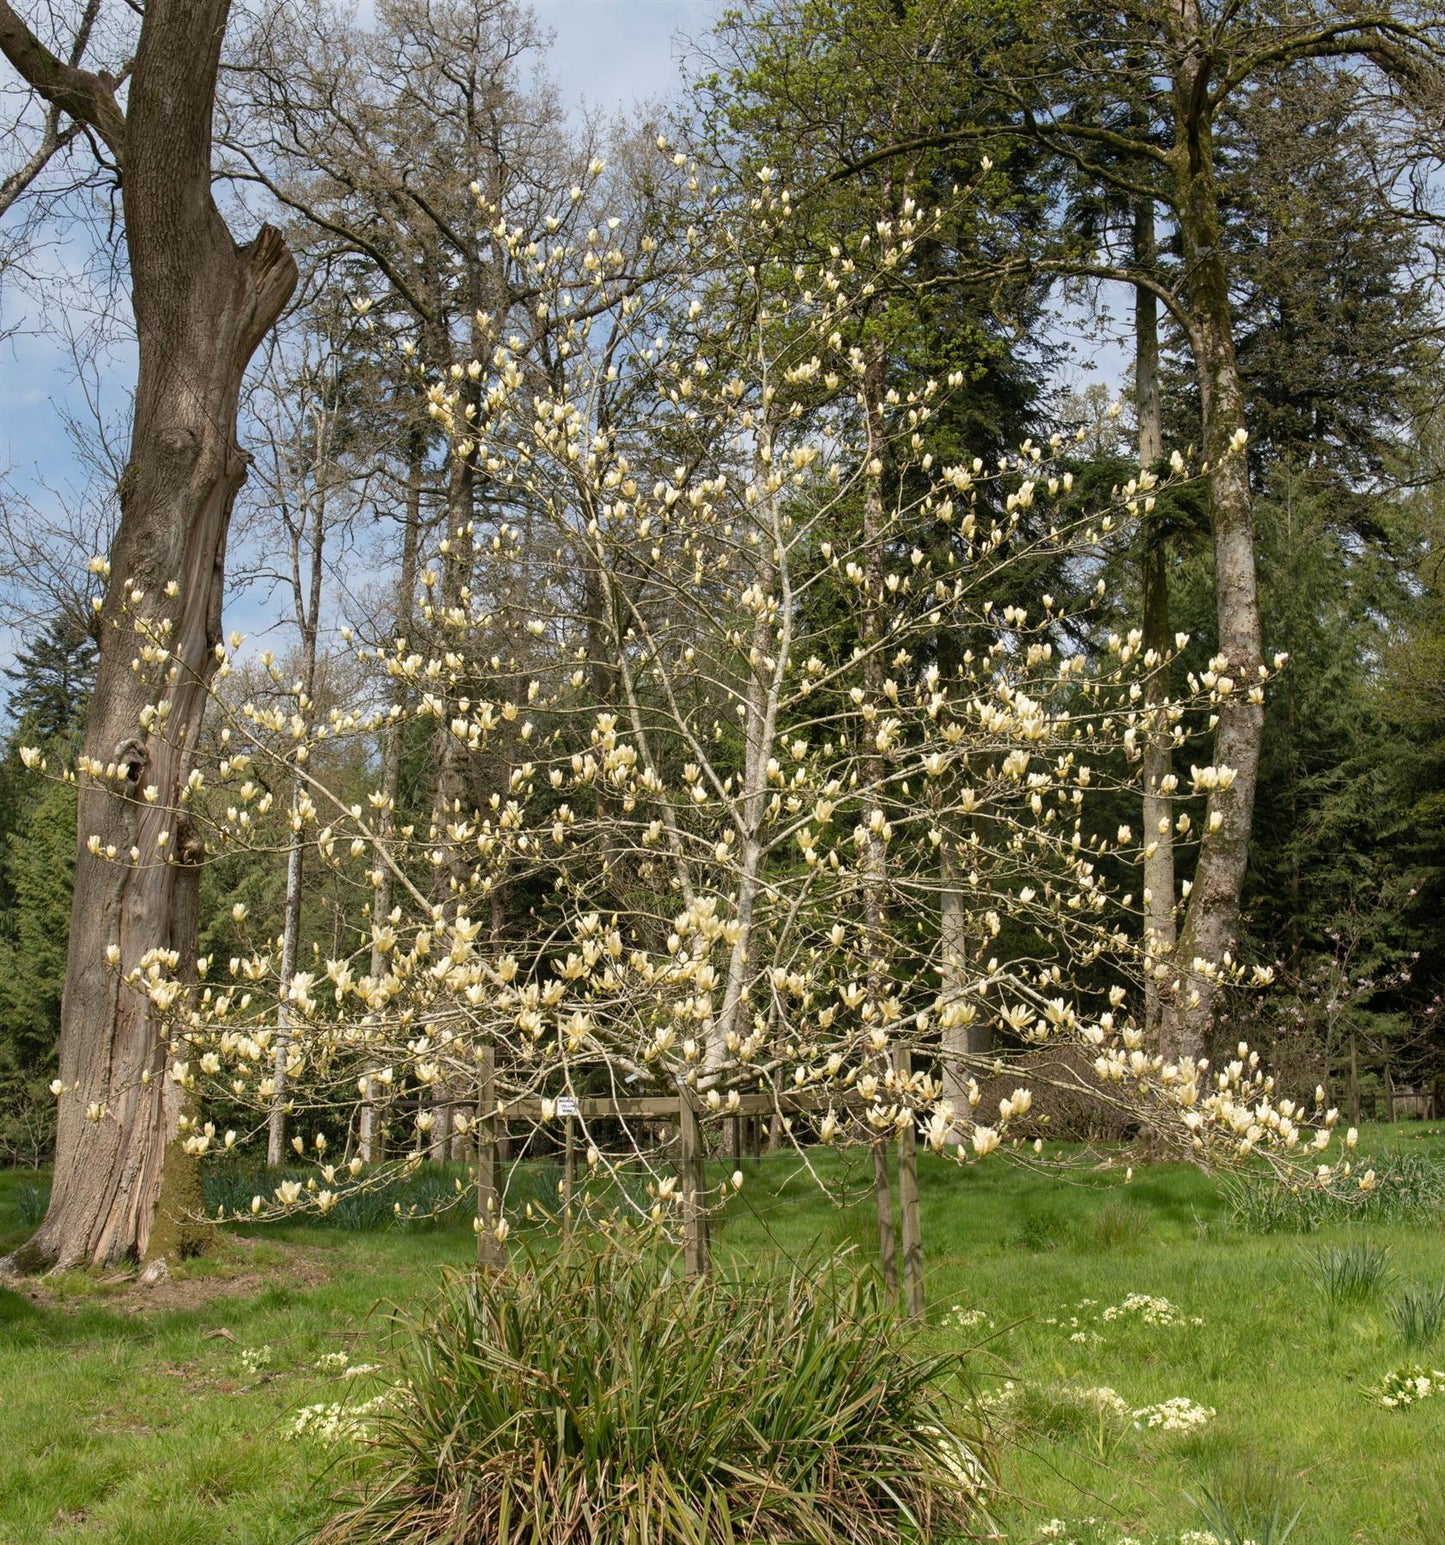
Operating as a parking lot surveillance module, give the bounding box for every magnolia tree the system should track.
[29,152,1371,1258]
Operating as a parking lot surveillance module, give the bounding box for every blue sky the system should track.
[532,0,719,113]
[1,0,721,470]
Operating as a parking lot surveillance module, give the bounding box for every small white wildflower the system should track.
[239,1344,272,1375]
[1131,1396,1214,1432]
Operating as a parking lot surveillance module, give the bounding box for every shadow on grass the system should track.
[0,1281,146,1351]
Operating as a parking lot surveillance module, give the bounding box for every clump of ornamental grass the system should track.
[12,1184,48,1228]
[1077,1197,1150,1253]
[315,1235,991,1545]
[1222,1152,1445,1234]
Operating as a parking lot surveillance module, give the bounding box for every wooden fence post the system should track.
[898,1125,925,1320]
[873,1139,898,1296]
[475,1046,504,1272]
[678,1089,710,1277]
[895,1049,925,1320]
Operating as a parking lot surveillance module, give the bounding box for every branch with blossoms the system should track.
[23,149,1373,1248]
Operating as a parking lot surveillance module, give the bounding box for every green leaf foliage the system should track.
[316,1236,990,1545]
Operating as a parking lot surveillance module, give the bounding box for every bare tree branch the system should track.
[0,0,126,158]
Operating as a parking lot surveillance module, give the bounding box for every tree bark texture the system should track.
[1164,8,1264,1062]
[0,0,296,1271]
[1134,197,1179,1054]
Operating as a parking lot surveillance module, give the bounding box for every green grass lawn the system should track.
[3,1125,1444,1544]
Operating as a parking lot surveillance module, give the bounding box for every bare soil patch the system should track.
[17,1233,334,1315]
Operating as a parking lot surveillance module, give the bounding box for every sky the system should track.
[529,0,719,114]
[0,0,721,470]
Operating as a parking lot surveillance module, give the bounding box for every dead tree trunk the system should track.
[0,0,296,1272]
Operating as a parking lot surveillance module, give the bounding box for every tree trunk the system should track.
[1348,1029,1361,1127]
[711,422,785,1070]
[267,781,307,1167]
[938,838,990,1136]
[1167,21,1264,1062]
[1135,196,1179,1055]
[0,0,296,1272]
[267,412,331,1167]
[422,431,475,1159]
[360,429,425,1163]
[859,359,890,1008]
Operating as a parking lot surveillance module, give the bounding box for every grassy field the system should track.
[2,1125,1443,1544]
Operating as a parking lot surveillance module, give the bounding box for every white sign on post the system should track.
[556,1096,580,1117]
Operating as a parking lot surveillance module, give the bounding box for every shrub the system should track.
[316,1238,990,1545]
[0,1069,55,1170]
[968,1048,1143,1145]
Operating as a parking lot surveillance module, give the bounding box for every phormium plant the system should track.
[316,1235,991,1544]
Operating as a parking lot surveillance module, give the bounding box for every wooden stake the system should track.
[873,1139,898,1296]
[562,1115,576,1237]
[898,1117,925,1321]
[895,1048,924,1319]
[678,1090,710,1277]
[475,1047,504,1272]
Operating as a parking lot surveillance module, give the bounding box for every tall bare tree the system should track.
[239,300,372,1166]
